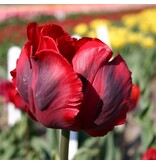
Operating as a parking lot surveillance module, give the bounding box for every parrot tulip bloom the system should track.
[142,147,156,160]
[11,22,133,136]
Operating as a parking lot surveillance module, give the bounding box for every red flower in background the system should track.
[0,78,25,109]
[11,22,133,136]
[142,147,156,160]
[128,84,140,112]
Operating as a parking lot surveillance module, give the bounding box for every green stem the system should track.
[60,129,70,160]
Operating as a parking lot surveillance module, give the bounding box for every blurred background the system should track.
[0,4,156,160]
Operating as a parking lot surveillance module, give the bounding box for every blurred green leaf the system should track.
[0,145,16,159]
[74,147,99,160]
[141,126,155,152]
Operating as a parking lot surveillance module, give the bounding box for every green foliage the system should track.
[74,131,122,160]
[0,113,60,159]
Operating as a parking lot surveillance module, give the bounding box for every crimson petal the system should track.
[17,48,83,130]
[41,24,65,41]
[33,50,83,129]
[72,39,113,129]
[73,38,132,135]
[57,34,77,63]
[16,41,33,104]
[37,34,59,53]
[41,24,77,63]
[85,102,128,137]
[73,39,113,82]
[93,55,132,125]
[85,55,132,136]
[27,22,42,54]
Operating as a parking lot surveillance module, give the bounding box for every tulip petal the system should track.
[73,39,113,82]
[41,24,78,63]
[72,39,113,129]
[84,55,132,136]
[37,35,59,53]
[29,50,83,129]
[92,55,132,127]
[75,37,100,51]
[73,39,132,134]
[16,41,33,104]
[25,106,38,121]
[85,101,128,137]
[41,24,65,41]
[27,22,42,53]
[57,34,77,63]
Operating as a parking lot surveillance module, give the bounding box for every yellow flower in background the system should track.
[87,30,97,38]
[122,14,138,28]
[109,26,129,37]
[121,7,156,35]
[108,27,128,49]
[140,36,155,48]
[109,36,126,49]
[89,19,110,30]
[150,24,156,34]
[72,7,156,50]
[108,26,130,49]
[127,32,143,44]
[139,8,156,22]
[144,19,156,34]
[73,23,88,36]
[138,21,151,33]
[137,8,156,33]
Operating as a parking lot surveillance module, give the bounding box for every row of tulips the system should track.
[73,7,156,49]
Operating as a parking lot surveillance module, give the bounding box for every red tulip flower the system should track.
[128,84,140,112]
[11,22,133,136]
[0,78,25,109]
[142,147,156,160]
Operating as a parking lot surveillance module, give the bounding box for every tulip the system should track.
[11,22,133,137]
[142,147,156,160]
[128,84,140,112]
[0,78,25,109]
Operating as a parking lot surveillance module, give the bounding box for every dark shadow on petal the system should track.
[74,55,132,134]
[74,74,103,130]
[91,55,132,131]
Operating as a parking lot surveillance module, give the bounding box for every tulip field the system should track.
[0,5,156,160]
